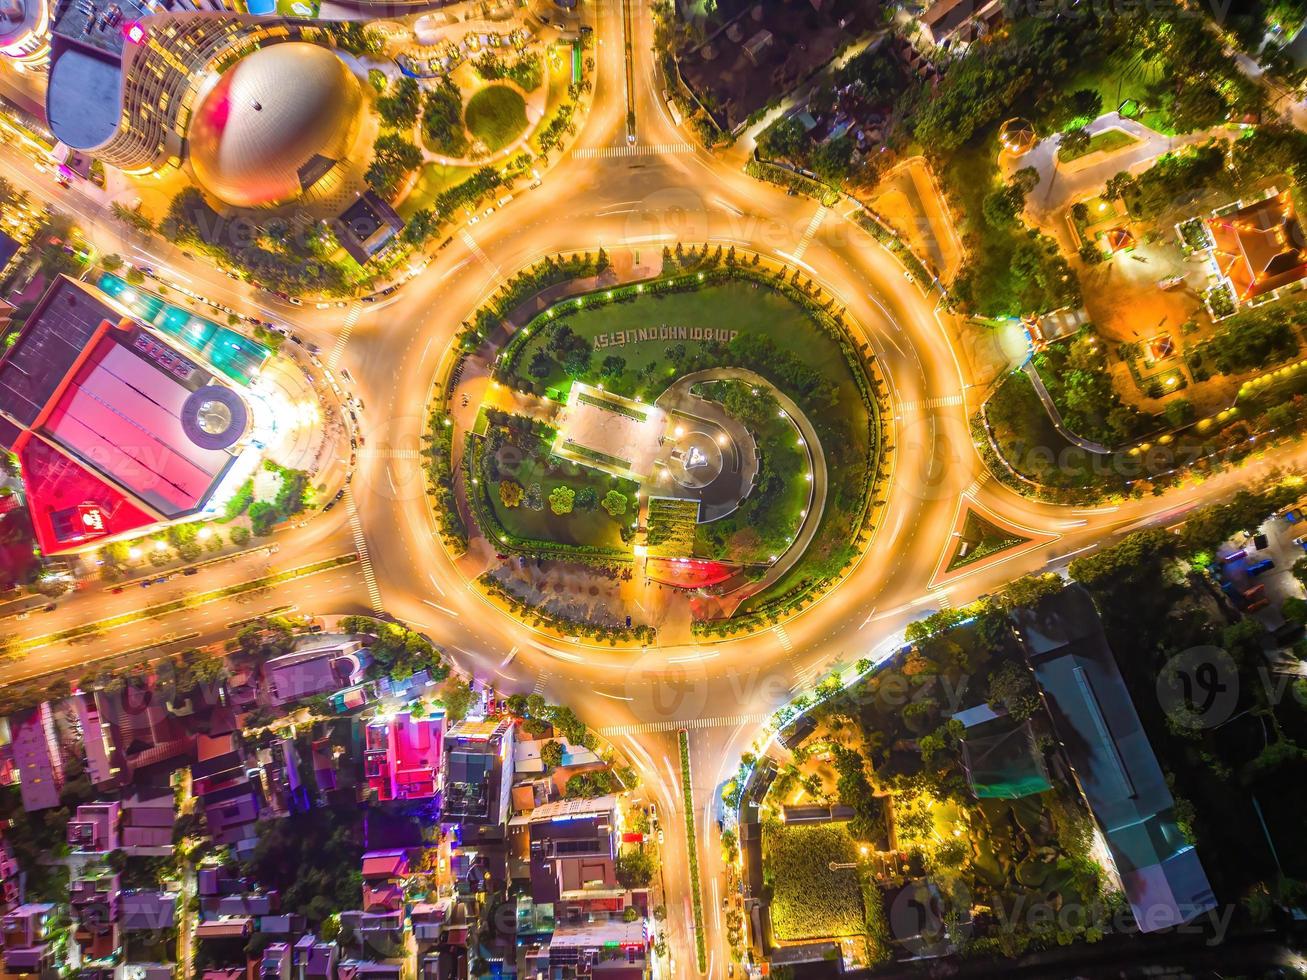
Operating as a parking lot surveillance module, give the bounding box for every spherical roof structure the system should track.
[187,42,362,209]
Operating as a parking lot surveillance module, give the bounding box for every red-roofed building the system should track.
[1208,191,1307,303]
[0,276,253,555]
[361,850,408,915]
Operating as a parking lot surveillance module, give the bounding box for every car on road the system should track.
[182,567,198,576]
[288,297,304,306]
[40,603,55,612]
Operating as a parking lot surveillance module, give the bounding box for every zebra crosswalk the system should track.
[792,205,828,261]
[344,491,382,611]
[572,142,696,159]
[897,393,965,412]
[773,623,794,652]
[327,303,363,369]
[599,713,772,736]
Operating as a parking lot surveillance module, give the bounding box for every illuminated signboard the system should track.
[76,503,108,537]
[132,332,197,382]
[122,21,146,44]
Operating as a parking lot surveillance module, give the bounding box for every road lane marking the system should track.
[421,599,460,617]
[572,142,695,158]
[360,448,422,459]
[772,623,793,652]
[326,303,362,369]
[791,205,828,261]
[460,230,499,274]
[897,393,965,412]
[344,492,383,612]
[599,713,771,736]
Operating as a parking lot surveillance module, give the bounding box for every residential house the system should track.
[2,902,56,976]
[121,788,177,852]
[70,871,121,961]
[67,801,121,853]
[121,891,176,932]
[292,933,338,979]
[364,710,444,803]
[0,838,21,912]
[547,918,647,979]
[193,732,264,854]
[264,642,369,708]
[72,692,117,787]
[441,719,515,827]
[11,704,63,811]
[528,796,620,912]
[261,941,292,980]
[360,851,408,915]
[918,0,1003,47]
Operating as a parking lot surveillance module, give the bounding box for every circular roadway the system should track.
[11,3,1305,976]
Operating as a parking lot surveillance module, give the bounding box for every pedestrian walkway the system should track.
[599,713,772,736]
[345,491,383,611]
[327,304,363,369]
[572,142,695,159]
[792,205,828,261]
[898,393,965,412]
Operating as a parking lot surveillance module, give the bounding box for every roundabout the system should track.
[9,2,1297,975]
[427,249,888,644]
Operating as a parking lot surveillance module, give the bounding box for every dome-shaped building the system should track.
[187,41,362,209]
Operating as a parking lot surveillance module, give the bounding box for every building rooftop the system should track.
[0,277,252,553]
[1012,585,1217,932]
[1208,190,1307,301]
[45,45,122,150]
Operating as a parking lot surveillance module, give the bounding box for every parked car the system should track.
[1248,558,1275,576]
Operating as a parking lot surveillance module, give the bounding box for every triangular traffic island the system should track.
[931,498,1059,588]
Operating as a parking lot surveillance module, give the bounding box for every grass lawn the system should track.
[398,162,475,219]
[514,280,857,405]
[763,822,867,941]
[1058,49,1173,135]
[489,449,636,550]
[465,85,528,152]
[945,510,1028,572]
[1058,127,1137,163]
[694,381,809,565]
[986,370,1094,488]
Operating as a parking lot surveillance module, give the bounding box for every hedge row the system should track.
[678,730,709,972]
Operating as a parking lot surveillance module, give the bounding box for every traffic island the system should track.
[424,245,888,646]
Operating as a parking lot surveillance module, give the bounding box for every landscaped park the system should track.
[426,247,886,643]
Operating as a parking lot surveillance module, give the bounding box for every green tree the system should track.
[376,77,421,128]
[540,740,564,769]
[440,678,475,722]
[548,486,575,515]
[601,490,627,517]
[365,134,423,195]
[615,848,656,888]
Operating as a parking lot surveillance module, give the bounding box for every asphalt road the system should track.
[2,3,1305,974]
